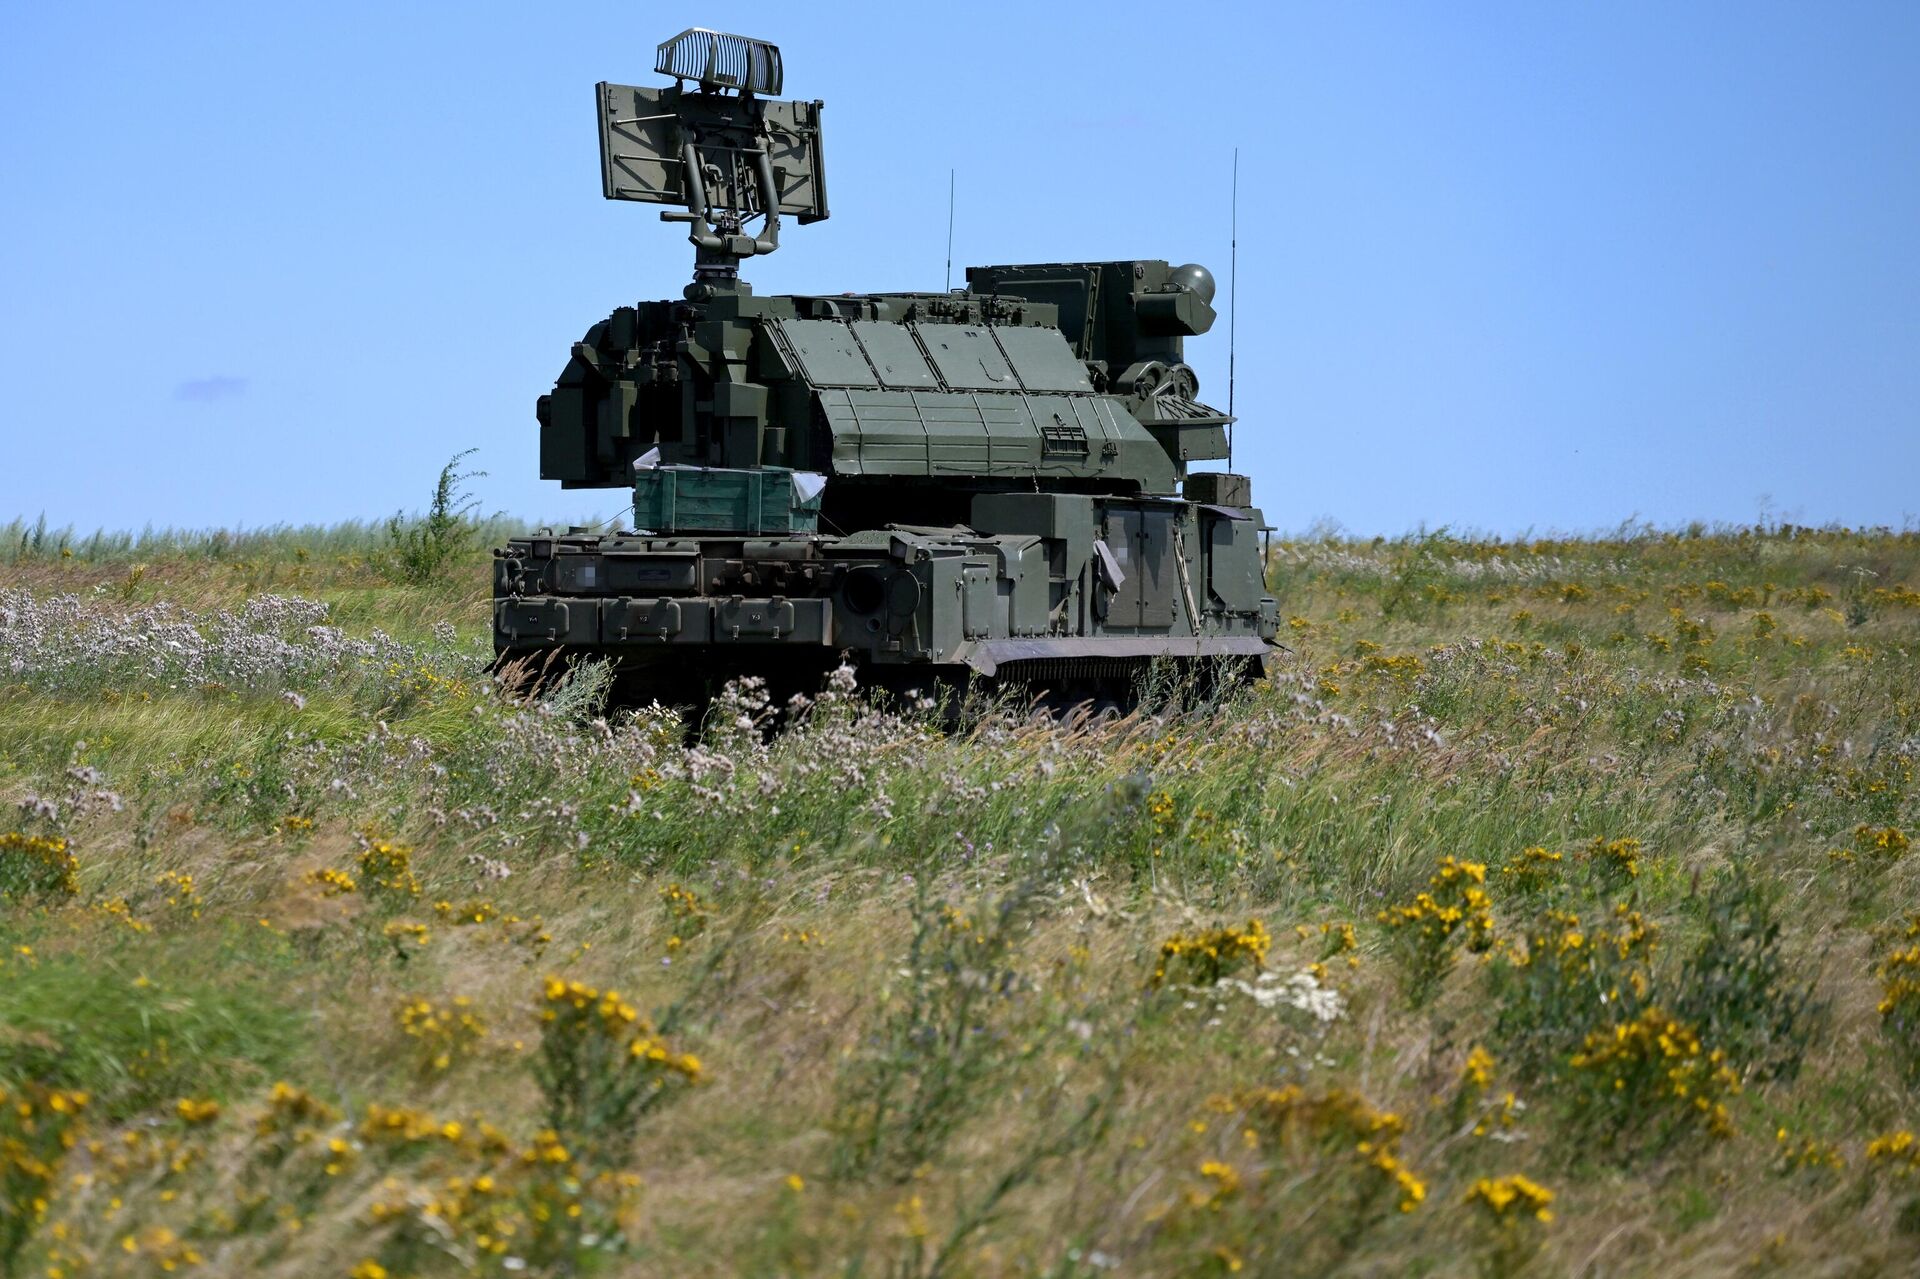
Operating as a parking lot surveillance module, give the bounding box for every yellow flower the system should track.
[305,867,357,896]
[895,1192,929,1240]
[1867,1130,1919,1176]
[175,1097,221,1125]
[1152,919,1271,986]
[1196,1159,1240,1202]
[1465,1174,1555,1223]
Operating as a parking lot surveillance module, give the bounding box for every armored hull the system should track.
[495,490,1277,711]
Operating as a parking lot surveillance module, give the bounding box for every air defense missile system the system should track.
[494,28,1279,711]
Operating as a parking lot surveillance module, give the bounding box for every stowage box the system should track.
[631,466,823,535]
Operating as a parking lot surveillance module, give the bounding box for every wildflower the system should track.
[659,883,710,947]
[1213,968,1345,1022]
[0,831,80,900]
[1465,1174,1554,1222]
[1366,1145,1426,1212]
[116,1226,203,1269]
[175,1098,221,1125]
[1866,1130,1919,1176]
[433,898,497,925]
[1359,651,1425,682]
[357,840,421,898]
[628,1034,703,1082]
[258,1082,338,1138]
[1377,856,1494,1003]
[1472,1091,1526,1139]
[895,1193,929,1240]
[1773,1126,1845,1174]
[524,1129,572,1165]
[154,870,202,918]
[1209,1085,1428,1216]
[382,921,431,956]
[305,867,357,897]
[1319,921,1361,968]
[97,897,150,933]
[324,1136,355,1176]
[1567,1007,1740,1139]
[1854,824,1911,860]
[1584,836,1642,883]
[397,995,487,1073]
[1189,1159,1241,1208]
[0,1082,90,1243]
[534,974,703,1170]
[1153,919,1271,986]
[1145,789,1179,852]
[1499,846,1563,895]
[361,1103,446,1145]
[1873,919,1920,1086]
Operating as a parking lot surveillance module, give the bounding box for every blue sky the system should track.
[3,1,1916,536]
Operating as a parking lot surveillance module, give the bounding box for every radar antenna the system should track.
[595,29,829,299]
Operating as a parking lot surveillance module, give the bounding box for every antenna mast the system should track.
[1228,147,1238,471]
[945,169,956,292]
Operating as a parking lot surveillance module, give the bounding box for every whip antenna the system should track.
[945,168,955,291]
[1228,147,1238,470]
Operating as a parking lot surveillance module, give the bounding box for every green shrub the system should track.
[379,449,485,585]
[1670,869,1823,1084]
[532,975,702,1175]
[1488,903,1658,1084]
[1875,912,1920,1089]
[1565,1005,1741,1151]
[0,832,78,903]
[831,875,1054,1182]
[1376,856,1494,1007]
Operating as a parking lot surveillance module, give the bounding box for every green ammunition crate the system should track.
[631,465,824,534]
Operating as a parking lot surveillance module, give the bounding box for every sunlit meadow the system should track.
[1,513,1917,1276]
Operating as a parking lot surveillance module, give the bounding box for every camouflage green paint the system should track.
[497,29,1278,705]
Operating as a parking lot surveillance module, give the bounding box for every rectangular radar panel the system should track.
[596,83,829,222]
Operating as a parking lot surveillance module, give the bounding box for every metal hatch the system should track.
[851,320,939,389]
[777,319,877,387]
[915,323,1019,391]
[992,325,1093,393]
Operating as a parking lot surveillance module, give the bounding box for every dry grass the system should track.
[1,522,1918,1276]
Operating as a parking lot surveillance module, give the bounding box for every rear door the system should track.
[1098,506,1176,631]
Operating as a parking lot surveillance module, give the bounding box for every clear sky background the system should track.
[3,1,1916,537]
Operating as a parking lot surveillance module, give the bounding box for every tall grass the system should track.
[0,521,1916,1275]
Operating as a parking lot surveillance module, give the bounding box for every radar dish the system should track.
[595,85,827,222]
[655,29,783,96]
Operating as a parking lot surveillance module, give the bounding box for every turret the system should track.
[535,31,1237,530]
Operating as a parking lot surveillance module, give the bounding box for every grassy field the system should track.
[2,517,1917,1277]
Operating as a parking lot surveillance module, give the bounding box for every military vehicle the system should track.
[494,28,1278,712]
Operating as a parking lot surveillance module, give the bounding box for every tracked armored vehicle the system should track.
[494,29,1278,710]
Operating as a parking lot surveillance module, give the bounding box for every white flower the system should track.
[1214,970,1345,1024]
